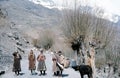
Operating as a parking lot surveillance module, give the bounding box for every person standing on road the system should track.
[52,51,59,76]
[28,50,36,75]
[56,51,65,76]
[37,49,47,76]
[12,52,22,75]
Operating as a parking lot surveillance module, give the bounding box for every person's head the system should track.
[58,51,62,55]
[30,50,33,54]
[40,49,43,54]
[13,52,17,57]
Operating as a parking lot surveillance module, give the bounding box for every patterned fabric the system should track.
[37,61,47,71]
[37,54,46,71]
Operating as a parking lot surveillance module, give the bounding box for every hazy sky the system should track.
[53,0,120,15]
[92,0,120,15]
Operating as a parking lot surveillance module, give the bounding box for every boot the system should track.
[17,71,19,75]
[15,71,17,75]
[57,71,59,76]
[43,71,46,75]
[31,70,33,75]
[54,72,57,76]
[39,71,42,76]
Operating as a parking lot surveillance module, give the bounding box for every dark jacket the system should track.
[13,52,22,72]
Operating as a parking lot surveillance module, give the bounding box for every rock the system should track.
[0,71,5,75]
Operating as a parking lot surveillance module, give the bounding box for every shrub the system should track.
[32,30,55,50]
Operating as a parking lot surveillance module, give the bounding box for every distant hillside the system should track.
[0,0,61,28]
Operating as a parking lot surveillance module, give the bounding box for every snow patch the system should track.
[29,0,64,10]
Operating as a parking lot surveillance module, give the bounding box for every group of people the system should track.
[28,49,46,76]
[51,51,70,76]
[12,49,70,76]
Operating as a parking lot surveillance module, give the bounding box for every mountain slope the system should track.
[0,0,61,27]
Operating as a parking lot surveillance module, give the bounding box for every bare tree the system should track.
[62,1,118,78]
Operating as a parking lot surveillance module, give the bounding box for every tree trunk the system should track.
[74,50,78,65]
[89,47,96,78]
[107,65,114,78]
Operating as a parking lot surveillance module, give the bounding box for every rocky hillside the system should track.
[0,0,62,54]
[0,0,61,70]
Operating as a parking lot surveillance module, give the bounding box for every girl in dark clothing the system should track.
[12,52,22,75]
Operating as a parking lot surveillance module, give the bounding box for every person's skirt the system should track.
[37,61,46,71]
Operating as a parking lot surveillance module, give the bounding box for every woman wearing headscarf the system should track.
[37,49,47,76]
[57,51,65,75]
[12,52,22,75]
[28,50,36,74]
[52,51,60,76]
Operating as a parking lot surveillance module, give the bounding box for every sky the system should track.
[53,0,120,16]
[30,0,120,16]
[91,0,120,16]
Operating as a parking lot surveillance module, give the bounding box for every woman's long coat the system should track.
[52,53,60,72]
[13,53,22,72]
[28,54,36,70]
